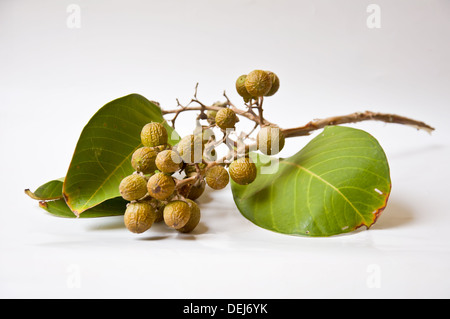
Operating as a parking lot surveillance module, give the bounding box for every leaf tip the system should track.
[24,188,36,200]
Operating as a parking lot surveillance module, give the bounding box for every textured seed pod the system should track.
[244,70,273,97]
[119,174,148,201]
[177,199,201,233]
[264,71,280,96]
[235,74,253,100]
[205,165,229,190]
[176,134,205,164]
[215,108,237,130]
[147,172,175,200]
[257,126,285,155]
[124,201,156,234]
[229,157,257,185]
[141,122,168,147]
[155,149,182,173]
[131,146,159,174]
[163,200,191,230]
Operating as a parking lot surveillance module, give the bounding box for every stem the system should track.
[175,175,197,190]
[163,87,435,145]
[281,111,435,138]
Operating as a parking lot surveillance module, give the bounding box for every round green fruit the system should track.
[131,146,159,174]
[205,165,229,190]
[215,108,237,130]
[177,199,201,233]
[245,70,273,97]
[147,172,175,200]
[264,71,280,96]
[124,201,156,234]
[257,126,285,155]
[176,134,205,164]
[235,74,253,100]
[141,122,168,147]
[119,174,148,201]
[228,157,257,185]
[163,200,191,230]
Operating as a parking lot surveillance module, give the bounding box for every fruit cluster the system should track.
[235,69,280,102]
[119,70,285,235]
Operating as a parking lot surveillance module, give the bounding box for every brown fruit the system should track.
[119,174,148,201]
[178,177,206,201]
[155,149,182,173]
[141,122,168,147]
[245,70,273,97]
[205,165,229,190]
[163,200,191,230]
[215,108,237,130]
[176,134,205,164]
[264,71,280,96]
[177,199,201,233]
[228,157,257,185]
[257,126,285,155]
[124,201,156,234]
[147,172,175,200]
[131,146,159,174]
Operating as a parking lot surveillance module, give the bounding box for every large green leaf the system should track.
[231,126,391,237]
[26,178,127,218]
[63,94,179,215]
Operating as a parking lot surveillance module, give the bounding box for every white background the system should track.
[1,0,449,298]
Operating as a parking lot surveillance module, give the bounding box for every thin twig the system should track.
[281,111,435,138]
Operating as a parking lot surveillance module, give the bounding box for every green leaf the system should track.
[25,178,64,201]
[39,197,127,218]
[63,94,179,215]
[231,126,391,237]
[26,178,127,218]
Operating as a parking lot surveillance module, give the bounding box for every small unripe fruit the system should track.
[264,71,280,96]
[257,126,285,155]
[205,165,229,190]
[177,199,201,233]
[147,172,175,200]
[119,174,148,201]
[235,74,253,100]
[229,157,257,185]
[176,134,205,164]
[124,201,156,233]
[131,146,158,174]
[215,108,237,130]
[245,70,273,97]
[206,110,217,125]
[163,200,191,230]
[141,122,168,147]
[155,149,182,173]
